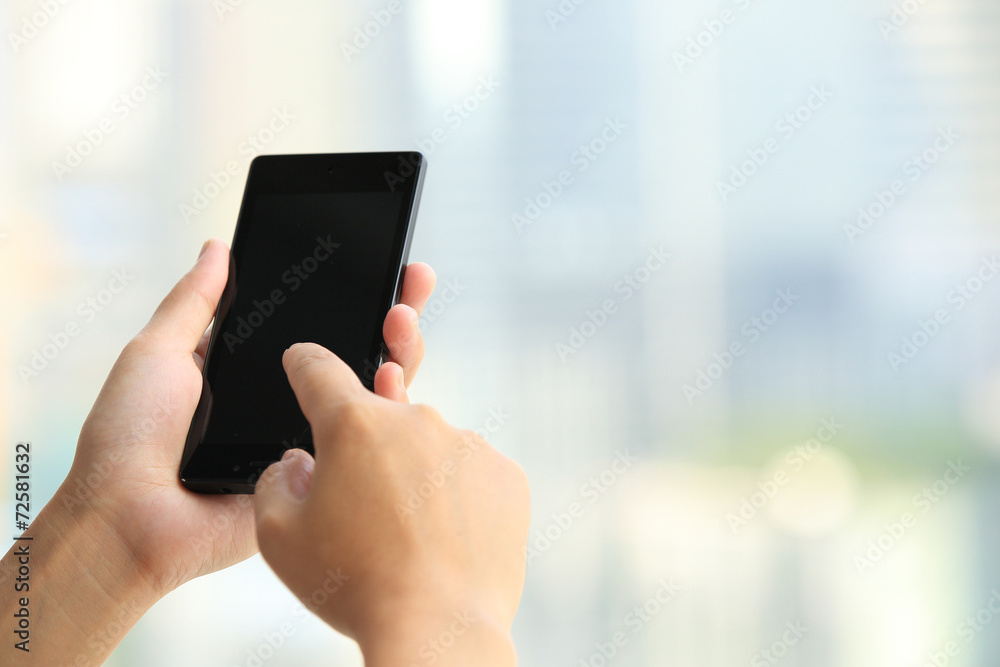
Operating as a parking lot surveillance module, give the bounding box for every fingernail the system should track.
[197,240,212,260]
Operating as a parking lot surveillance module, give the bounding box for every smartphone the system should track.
[179,152,426,493]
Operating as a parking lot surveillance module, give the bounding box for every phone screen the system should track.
[180,153,424,492]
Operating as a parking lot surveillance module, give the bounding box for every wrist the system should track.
[353,599,517,667]
[48,482,165,603]
[0,485,161,664]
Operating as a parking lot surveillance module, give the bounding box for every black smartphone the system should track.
[179,152,426,493]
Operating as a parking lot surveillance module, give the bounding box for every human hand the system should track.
[253,343,530,667]
[64,239,435,594]
[2,239,436,664]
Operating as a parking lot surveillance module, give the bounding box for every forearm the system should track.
[0,486,159,665]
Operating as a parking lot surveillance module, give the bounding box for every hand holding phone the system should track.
[0,237,438,666]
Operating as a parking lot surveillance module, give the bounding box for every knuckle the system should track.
[336,399,379,436]
[460,427,490,451]
[124,328,157,354]
[411,402,444,426]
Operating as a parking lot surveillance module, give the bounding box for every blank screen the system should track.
[200,191,404,447]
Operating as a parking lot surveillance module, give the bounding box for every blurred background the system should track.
[3,0,1000,664]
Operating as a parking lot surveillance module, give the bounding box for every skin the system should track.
[0,239,527,665]
[254,344,530,667]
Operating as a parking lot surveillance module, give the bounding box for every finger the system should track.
[382,304,423,387]
[399,262,436,315]
[144,239,229,353]
[282,343,367,433]
[254,448,315,525]
[373,361,408,403]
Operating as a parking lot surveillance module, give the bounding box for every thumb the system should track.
[143,239,230,352]
[254,448,315,514]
